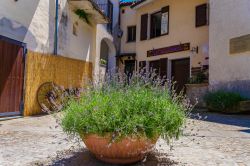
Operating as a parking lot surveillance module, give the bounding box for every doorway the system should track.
[124,60,135,76]
[171,58,190,93]
[0,36,25,117]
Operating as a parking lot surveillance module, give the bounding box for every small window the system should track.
[127,26,136,42]
[150,6,169,39]
[196,4,208,27]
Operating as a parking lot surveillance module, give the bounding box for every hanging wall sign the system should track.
[147,43,190,57]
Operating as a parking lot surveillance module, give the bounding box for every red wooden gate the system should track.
[0,38,25,116]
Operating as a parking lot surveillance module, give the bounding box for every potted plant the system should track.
[204,90,250,113]
[60,72,191,164]
[99,58,107,67]
[186,63,209,108]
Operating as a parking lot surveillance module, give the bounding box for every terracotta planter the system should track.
[82,134,157,164]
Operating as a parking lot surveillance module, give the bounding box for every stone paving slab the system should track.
[0,112,250,166]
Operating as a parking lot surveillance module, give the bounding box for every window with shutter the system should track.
[196,3,208,27]
[150,11,162,38]
[127,26,136,42]
[140,14,148,41]
[150,6,169,38]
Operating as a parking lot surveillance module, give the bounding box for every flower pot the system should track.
[82,134,157,164]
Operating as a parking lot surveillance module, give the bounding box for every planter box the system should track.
[185,83,209,108]
[208,100,250,114]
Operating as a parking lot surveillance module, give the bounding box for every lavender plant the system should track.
[61,70,193,143]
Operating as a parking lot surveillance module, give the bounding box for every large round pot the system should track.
[82,134,157,164]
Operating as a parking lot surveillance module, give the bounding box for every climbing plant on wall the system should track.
[74,9,91,25]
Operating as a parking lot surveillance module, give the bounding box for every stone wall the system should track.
[186,83,209,108]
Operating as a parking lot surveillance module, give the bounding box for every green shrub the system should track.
[204,90,245,112]
[61,72,191,142]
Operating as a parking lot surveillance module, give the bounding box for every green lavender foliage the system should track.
[61,72,191,142]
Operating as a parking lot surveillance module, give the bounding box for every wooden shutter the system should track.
[161,6,169,13]
[196,4,208,27]
[140,14,148,41]
[160,58,168,78]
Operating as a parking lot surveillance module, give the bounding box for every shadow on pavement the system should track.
[191,110,250,129]
[239,129,250,134]
[49,150,177,166]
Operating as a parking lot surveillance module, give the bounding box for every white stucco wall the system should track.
[93,0,119,77]
[209,0,250,83]
[0,0,96,62]
[0,0,53,52]
[209,0,250,96]
[120,6,137,54]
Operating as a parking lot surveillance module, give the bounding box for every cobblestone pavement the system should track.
[0,112,249,166]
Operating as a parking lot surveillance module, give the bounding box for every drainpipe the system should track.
[54,0,59,55]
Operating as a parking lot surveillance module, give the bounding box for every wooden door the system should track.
[149,60,160,74]
[0,39,25,116]
[160,58,168,79]
[171,58,190,93]
[149,58,168,79]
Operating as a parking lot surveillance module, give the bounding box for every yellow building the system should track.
[119,0,209,91]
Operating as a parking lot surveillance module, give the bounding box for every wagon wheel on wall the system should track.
[37,82,65,113]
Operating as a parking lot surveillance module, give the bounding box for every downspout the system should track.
[54,0,59,55]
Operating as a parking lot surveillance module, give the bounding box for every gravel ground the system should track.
[0,111,250,166]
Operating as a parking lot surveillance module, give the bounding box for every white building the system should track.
[209,0,250,97]
[0,0,119,116]
[0,0,119,76]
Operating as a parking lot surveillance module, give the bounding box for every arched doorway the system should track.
[100,38,116,72]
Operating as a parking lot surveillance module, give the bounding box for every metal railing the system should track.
[91,0,113,33]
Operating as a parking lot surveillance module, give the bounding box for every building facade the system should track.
[119,0,209,91]
[209,0,250,98]
[0,0,119,116]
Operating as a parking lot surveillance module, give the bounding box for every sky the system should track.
[120,0,136,2]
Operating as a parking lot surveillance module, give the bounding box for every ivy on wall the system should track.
[74,9,91,25]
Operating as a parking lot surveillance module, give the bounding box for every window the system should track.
[127,26,136,42]
[196,3,208,27]
[150,6,169,38]
[150,11,162,38]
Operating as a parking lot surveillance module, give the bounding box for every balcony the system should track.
[92,0,114,33]
[69,0,109,24]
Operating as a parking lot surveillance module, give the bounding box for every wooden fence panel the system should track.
[24,51,92,116]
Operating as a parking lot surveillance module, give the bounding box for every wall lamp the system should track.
[191,46,199,54]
